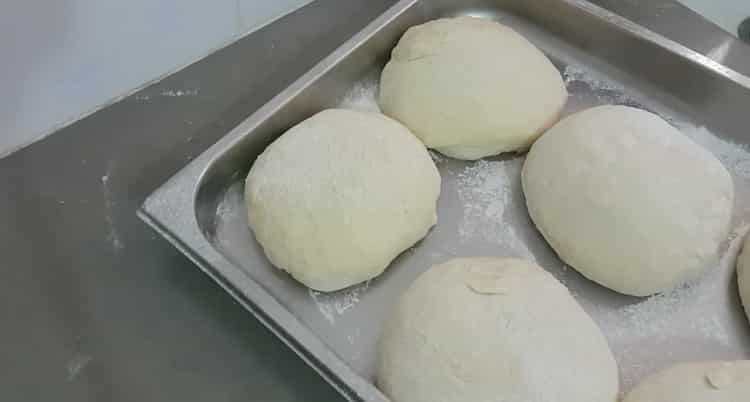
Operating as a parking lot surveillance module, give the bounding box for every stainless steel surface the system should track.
[4,0,750,401]
[141,1,750,401]
[592,0,750,77]
[0,1,395,401]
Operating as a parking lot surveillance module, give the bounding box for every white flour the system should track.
[563,64,640,106]
[679,124,750,180]
[562,63,683,129]
[309,280,371,325]
[215,172,242,224]
[599,276,728,345]
[564,64,625,93]
[338,79,380,113]
[297,78,382,325]
[565,63,750,181]
[134,89,199,100]
[595,224,748,389]
[559,64,750,385]
[610,224,746,341]
[160,89,198,97]
[446,67,750,390]
[455,158,535,261]
[456,159,514,237]
[309,72,750,386]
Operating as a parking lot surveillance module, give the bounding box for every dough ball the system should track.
[245,109,440,292]
[522,105,733,296]
[737,234,750,323]
[377,257,619,402]
[379,16,567,160]
[623,361,750,402]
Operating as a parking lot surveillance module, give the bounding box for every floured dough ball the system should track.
[737,234,750,323]
[379,16,567,160]
[522,105,733,296]
[624,361,750,402]
[245,109,440,292]
[377,257,618,402]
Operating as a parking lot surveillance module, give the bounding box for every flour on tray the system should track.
[565,63,750,182]
[679,124,750,180]
[563,65,661,111]
[309,280,371,325]
[455,158,534,260]
[598,224,748,347]
[564,64,625,93]
[339,79,380,113]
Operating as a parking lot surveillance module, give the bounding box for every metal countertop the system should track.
[2,1,748,401]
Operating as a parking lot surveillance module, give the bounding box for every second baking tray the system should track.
[139,0,750,401]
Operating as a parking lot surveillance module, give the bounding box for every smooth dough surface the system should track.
[522,105,733,296]
[244,108,440,292]
[623,361,750,402]
[379,16,567,160]
[377,257,618,402]
[737,234,750,323]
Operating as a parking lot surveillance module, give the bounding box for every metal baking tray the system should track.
[139,0,750,400]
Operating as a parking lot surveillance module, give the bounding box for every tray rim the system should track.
[138,1,750,400]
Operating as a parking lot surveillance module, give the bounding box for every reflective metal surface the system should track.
[593,0,750,76]
[3,1,750,401]
[141,1,750,401]
[1,1,394,401]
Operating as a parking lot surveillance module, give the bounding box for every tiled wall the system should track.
[0,0,311,157]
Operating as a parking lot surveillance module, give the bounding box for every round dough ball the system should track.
[377,257,619,402]
[522,105,733,296]
[245,108,440,292]
[379,16,567,160]
[623,361,750,402]
[737,234,750,323]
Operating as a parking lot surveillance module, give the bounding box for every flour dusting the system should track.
[286,69,750,381]
[564,64,624,93]
[678,124,750,180]
[339,80,380,113]
[456,159,513,240]
[214,172,243,229]
[562,63,681,125]
[563,64,638,106]
[135,89,198,100]
[160,89,198,97]
[602,280,726,344]
[564,64,750,182]
[455,158,534,260]
[309,280,371,325]
[598,224,748,347]
[594,224,748,390]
